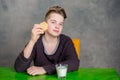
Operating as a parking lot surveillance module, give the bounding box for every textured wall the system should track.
[0,0,120,75]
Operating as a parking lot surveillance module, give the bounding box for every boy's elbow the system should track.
[75,59,80,70]
[14,64,25,72]
[14,66,22,72]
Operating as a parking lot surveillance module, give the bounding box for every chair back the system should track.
[72,38,80,59]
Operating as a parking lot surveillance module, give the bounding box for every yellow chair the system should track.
[72,38,80,60]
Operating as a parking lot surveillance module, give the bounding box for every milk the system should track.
[56,64,68,78]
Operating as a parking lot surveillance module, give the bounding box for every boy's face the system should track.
[46,12,64,37]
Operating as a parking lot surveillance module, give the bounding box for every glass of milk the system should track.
[56,64,68,80]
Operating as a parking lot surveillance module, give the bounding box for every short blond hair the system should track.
[45,6,67,20]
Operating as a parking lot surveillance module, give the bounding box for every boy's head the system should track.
[45,6,67,21]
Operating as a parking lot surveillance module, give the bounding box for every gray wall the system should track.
[0,0,120,75]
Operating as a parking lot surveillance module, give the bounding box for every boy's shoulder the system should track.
[60,34,72,41]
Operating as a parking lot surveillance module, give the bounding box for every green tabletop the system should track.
[0,67,119,80]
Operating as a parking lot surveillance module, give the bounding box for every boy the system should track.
[14,6,79,76]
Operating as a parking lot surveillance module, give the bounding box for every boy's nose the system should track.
[55,24,59,29]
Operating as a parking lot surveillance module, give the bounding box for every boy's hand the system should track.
[27,66,46,76]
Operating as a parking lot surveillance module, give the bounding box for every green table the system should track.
[0,67,119,80]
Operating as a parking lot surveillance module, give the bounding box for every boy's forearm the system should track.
[23,40,35,59]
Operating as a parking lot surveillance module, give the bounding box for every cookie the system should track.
[40,21,48,31]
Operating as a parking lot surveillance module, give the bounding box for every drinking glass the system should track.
[56,64,68,80]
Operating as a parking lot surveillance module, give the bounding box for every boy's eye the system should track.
[52,22,55,23]
[60,23,63,26]
[59,23,64,26]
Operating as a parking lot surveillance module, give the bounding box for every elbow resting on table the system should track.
[14,66,23,72]
[69,60,80,72]
[14,64,26,72]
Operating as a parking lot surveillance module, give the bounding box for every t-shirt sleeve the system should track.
[43,64,56,74]
[14,43,36,72]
